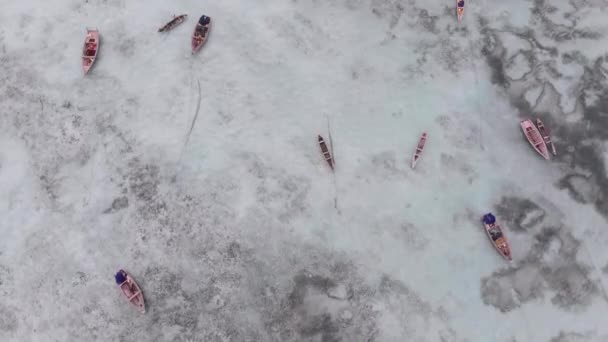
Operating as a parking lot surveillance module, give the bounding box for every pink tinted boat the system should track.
[456,0,465,22]
[535,118,557,156]
[520,119,549,160]
[411,132,427,169]
[116,270,145,313]
[192,15,211,54]
[82,28,99,75]
[482,213,512,261]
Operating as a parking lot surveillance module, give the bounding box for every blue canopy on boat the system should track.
[199,15,210,25]
[115,270,126,284]
[483,213,496,224]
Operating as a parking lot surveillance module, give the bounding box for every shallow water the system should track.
[1,0,608,341]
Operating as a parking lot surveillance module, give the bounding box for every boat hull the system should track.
[520,119,550,160]
[483,223,512,261]
[159,14,188,32]
[535,118,557,156]
[318,135,334,170]
[456,0,464,22]
[192,17,212,54]
[481,214,512,261]
[118,272,145,313]
[411,132,427,169]
[82,29,99,75]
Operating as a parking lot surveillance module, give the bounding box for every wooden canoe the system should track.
[318,135,334,170]
[192,15,212,54]
[520,119,549,160]
[411,132,427,169]
[456,0,465,22]
[482,213,512,261]
[117,271,145,313]
[535,118,557,156]
[159,14,188,32]
[82,28,99,75]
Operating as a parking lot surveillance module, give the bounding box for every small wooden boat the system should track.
[520,119,549,160]
[318,135,334,170]
[115,270,145,313]
[158,14,188,32]
[482,213,512,261]
[82,28,99,75]
[411,132,427,169]
[192,15,212,54]
[456,0,465,22]
[535,118,557,156]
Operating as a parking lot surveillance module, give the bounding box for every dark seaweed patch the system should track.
[480,270,522,313]
[288,272,336,307]
[128,162,160,202]
[0,304,17,332]
[298,313,341,342]
[477,2,608,221]
[103,196,129,213]
[481,224,599,312]
[494,197,546,232]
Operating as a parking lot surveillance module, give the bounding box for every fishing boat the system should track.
[158,14,188,32]
[482,213,512,261]
[411,132,427,169]
[192,15,212,54]
[318,135,334,170]
[115,270,145,313]
[82,28,99,75]
[535,118,557,156]
[520,119,550,160]
[456,0,465,22]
